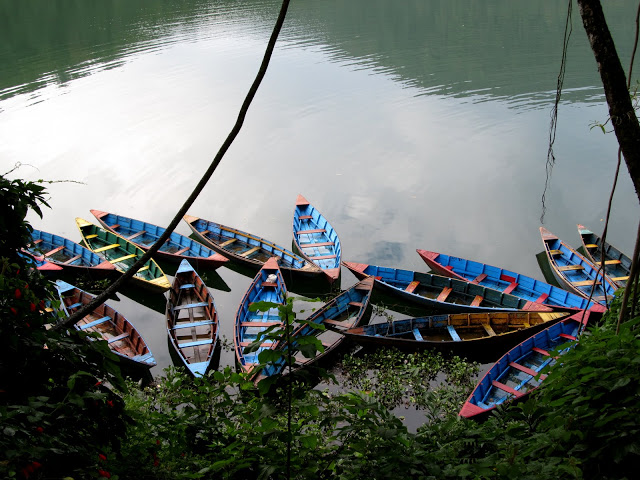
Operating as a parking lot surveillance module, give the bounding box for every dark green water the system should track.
[1,0,638,373]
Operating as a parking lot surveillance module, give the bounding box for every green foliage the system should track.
[340,347,479,420]
[0,173,128,479]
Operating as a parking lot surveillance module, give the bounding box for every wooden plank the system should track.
[261,282,277,288]
[412,328,424,341]
[534,293,549,304]
[559,333,577,341]
[240,341,274,347]
[447,325,462,342]
[308,254,337,260]
[63,254,82,264]
[44,246,65,257]
[509,361,547,380]
[548,249,563,256]
[79,316,111,330]
[240,246,260,257]
[557,265,585,271]
[219,238,237,247]
[127,231,146,240]
[437,287,452,302]
[585,244,598,248]
[604,259,622,265]
[173,301,209,311]
[348,301,363,308]
[611,276,629,282]
[110,253,136,264]
[471,273,487,284]
[572,280,601,287]
[296,229,326,235]
[532,347,550,356]
[175,246,190,255]
[240,321,282,328]
[172,320,214,330]
[470,295,483,307]
[491,380,524,397]
[108,332,130,343]
[503,282,518,294]
[481,323,496,336]
[300,241,334,248]
[85,234,98,239]
[405,280,420,293]
[178,339,213,348]
[298,215,313,220]
[94,243,120,253]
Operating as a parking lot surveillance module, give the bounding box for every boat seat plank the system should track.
[585,244,598,248]
[80,316,111,330]
[296,229,326,235]
[108,332,130,343]
[405,280,420,293]
[240,341,274,347]
[85,234,98,239]
[219,238,237,247]
[178,338,214,348]
[548,249,563,256]
[261,281,278,288]
[301,241,334,248]
[175,246,190,255]
[412,328,424,341]
[572,280,601,286]
[447,325,462,342]
[437,287,453,302]
[509,361,547,380]
[240,246,261,257]
[94,243,120,253]
[604,259,622,265]
[137,265,150,272]
[240,321,282,328]
[348,301,363,308]
[298,215,314,220]
[109,224,120,230]
[611,276,629,282]
[323,319,348,327]
[491,380,524,397]
[557,265,584,271]
[308,254,337,260]
[33,238,43,244]
[44,246,65,257]
[535,293,549,304]
[481,323,496,337]
[63,254,82,264]
[67,302,82,310]
[172,320,214,330]
[470,295,484,307]
[127,231,146,240]
[471,273,487,284]
[179,283,196,290]
[173,301,209,311]
[532,347,550,356]
[110,253,136,264]
[503,282,518,295]
[559,333,577,341]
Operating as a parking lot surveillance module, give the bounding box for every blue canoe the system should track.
[183,214,322,279]
[91,210,228,270]
[234,257,288,375]
[459,305,606,420]
[56,280,156,369]
[292,194,342,283]
[343,261,552,313]
[540,227,617,306]
[26,229,116,276]
[577,224,631,289]
[417,249,594,310]
[166,260,219,377]
[256,276,374,381]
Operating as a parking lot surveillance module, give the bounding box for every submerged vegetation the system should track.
[2,175,640,480]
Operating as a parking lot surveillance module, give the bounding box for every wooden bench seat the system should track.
[219,238,237,247]
[509,361,547,380]
[491,380,524,397]
[611,276,629,282]
[175,246,190,255]
[471,273,487,284]
[108,332,130,343]
[296,229,326,235]
[298,215,314,220]
[127,231,146,240]
[63,254,82,264]
[557,265,584,271]
[240,246,260,257]
[447,325,462,342]
[437,287,452,302]
[572,280,601,287]
[94,243,120,253]
[548,249,563,256]
[300,241,334,248]
[44,246,65,257]
[604,259,622,265]
[481,323,496,336]
[405,280,420,293]
[503,282,518,295]
[470,295,484,307]
[110,253,136,264]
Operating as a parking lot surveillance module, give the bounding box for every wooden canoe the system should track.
[292,194,341,283]
[166,259,219,377]
[344,311,571,362]
[540,227,617,306]
[577,224,631,289]
[256,276,374,381]
[55,280,156,369]
[26,229,116,276]
[234,257,287,375]
[76,218,171,293]
[343,261,552,313]
[91,210,228,270]
[459,305,607,420]
[417,249,594,310]
[183,214,322,279]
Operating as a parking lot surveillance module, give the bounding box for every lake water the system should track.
[2,0,639,374]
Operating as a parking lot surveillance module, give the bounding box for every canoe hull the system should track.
[91,210,228,270]
[166,259,219,377]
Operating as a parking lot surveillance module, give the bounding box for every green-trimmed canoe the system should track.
[76,218,170,293]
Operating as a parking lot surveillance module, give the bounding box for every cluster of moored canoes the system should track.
[27,195,626,420]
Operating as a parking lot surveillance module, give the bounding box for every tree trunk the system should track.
[577,0,640,203]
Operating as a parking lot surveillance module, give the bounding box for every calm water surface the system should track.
[2,0,639,374]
